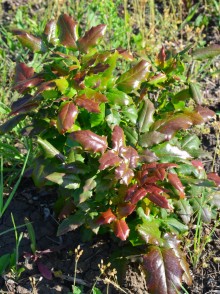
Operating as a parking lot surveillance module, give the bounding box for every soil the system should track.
[1,1,220,293]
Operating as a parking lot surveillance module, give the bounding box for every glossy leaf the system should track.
[57,211,85,236]
[129,187,147,204]
[13,63,43,93]
[143,245,183,294]
[96,208,117,225]
[37,137,65,161]
[174,199,193,224]
[113,219,130,241]
[0,114,26,134]
[10,94,38,115]
[44,19,58,44]
[192,44,220,60]
[123,126,138,146]
[122,104,138,124]
[76,95,100,113]
[190,198,212,223]
[207,173,220,186]
[120,146,139,169]
[46,172,80,189]
[70,130,107,154]
[139,131,167,148]
[115,162,134,185]
[189,82,203,105]
[106,89,133,106]
[139,149,159,163]
[138,97,155,133]
[148,192,172,210]
[78,24,106,53]
[79,176,96,203]
[57,102,78,134]
[167,173,185,199]
[195,106,215,122]
[164,217,188,234]
[148,73,167,85]
[112,125,125,152]
[116,48,134,61]
[57,14,78,49]
[12,29,46,52]
[99,150,121,170]
[117,60,151,93]
[117,203,136,218]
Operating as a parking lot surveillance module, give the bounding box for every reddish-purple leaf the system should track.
[148,192,172,209]
[75,95,100,113]
[155,168,166,181]
[117,60,151,93]
[112,125,125,152]
[117,203,136,218]
[143,246,183,294]
[96,208,117,225]
[34,81,56,97]
[57,102,78,134]
[207,173,220,186]
[130,187,147,205]
[37,261,52,280]
[99,150,121,170]
[113,219,130,241]
[139,149,159,163]
[120,146,139,168]
[157,45,166,65]
[191,160,204,170]
[12,29,45,52]
[44,19,58,45]
[124,184,139,202]
[116,48,134,61]
[78,24,107,53]
[70,130,107,154]
[195,106,215,122]
[13,63,43,93]
[0,114,26,134]
[9,94,39,115]
[115,162,134,185]
[88,63,110,74]
[167,173,185,199]
[57,14,78,49]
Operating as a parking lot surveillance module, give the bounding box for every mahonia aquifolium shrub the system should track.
[1,14,220,293]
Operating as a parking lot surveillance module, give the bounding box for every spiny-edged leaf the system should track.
[46,172,80,189]
[88,63,109,75]
[163,217,188,234]
[37,137,65,161]
[106,107,121,127]
[155,168,166,181]
[37,262,52,280]
[190,197,212,223]
[143,245,183,294]
[163,233,192,286]
[96,208,117,225]
[116,48,134,61]
[57,211,85,236]
[137,207,162,246]
[121,104,138,124]
[148,192,172,210]
[139,149,159,163]
[152,142,192,162]
[70,130,107,154]
[116,60,151,93]
[138,97,155,133]
[207,172,220,186]
[195,105,215,122]
[113,219,130,241]
[127,187,147,204]
[123,126,138,146]
[84,88,108,103]
[181,134,201,151]
[106,89,133,106]
[139,131,168,148]
[167,173,185,199]
[78,24,106,53]
[172,89,191,104]
[57,14,78,49]
[99,150,121,170]
[90,103,105,127]
[117,203,136,218]
[112,125,125,152]
[12,29,46,52]
[191,160,204,170]
[173,199,193,224]
[44,19,58,45]
[57,102,78,134]
[79,176,96,203]
[192,44,220,60]
[63,161,90,174]
[75,95,100,113]
[115,162,134,185]
[120,146,139,169]
[189,82,203,105]
[13,63,43,93]
[0,114,26,134]
[9,94,38,116]
[147,73,167,85]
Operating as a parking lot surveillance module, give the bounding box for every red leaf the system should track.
[57,102,78,134]
[70,130,108,154]
[112,125,125,152]
[130,187,147,205]
[37,261,52,280]
[57,14,78,49]
[191,160,204,170]
[75,95,100,113]
[195,106,215,122]
[116,48,134,61]
[167,173,185,199]
[78,24,107,53]
[115,162,134,185]
[99,150,121,170]
[207,173,220,186]
[10,94,39,115]
[157,46,166,65]
[88,63,110,74]
[13,63,43,93]
[12,29,45,52]
[157,163,178,169]
[44,19,58,45]
[155,168,166,181]
[117,203,136,218]
[124,184,139,201]
[120,146,139,168]
[113,219,130,241]
[148,192,172,209]
[96,208,117,225]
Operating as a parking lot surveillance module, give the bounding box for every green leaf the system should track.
[79,176,96,203]
[46,172,80,189]
[106,107,121,127]
[181,134,200,151]
[92,287,102,294]
[37,137,65,161]
[163,217,188,234]
[12,29,46,52]
[192,44,220,60]
[173,199,193,224]
[190,197,212,223]
[57,211,85,236]
[138,98,155,133]
[123,126,138,146]
[189,82,203,105]
[122,104,138,124]
[139,131,167,148]
[106,89,133,106]
[90,103,105,127]
[0,254,10,275]
[116,60,151,93]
